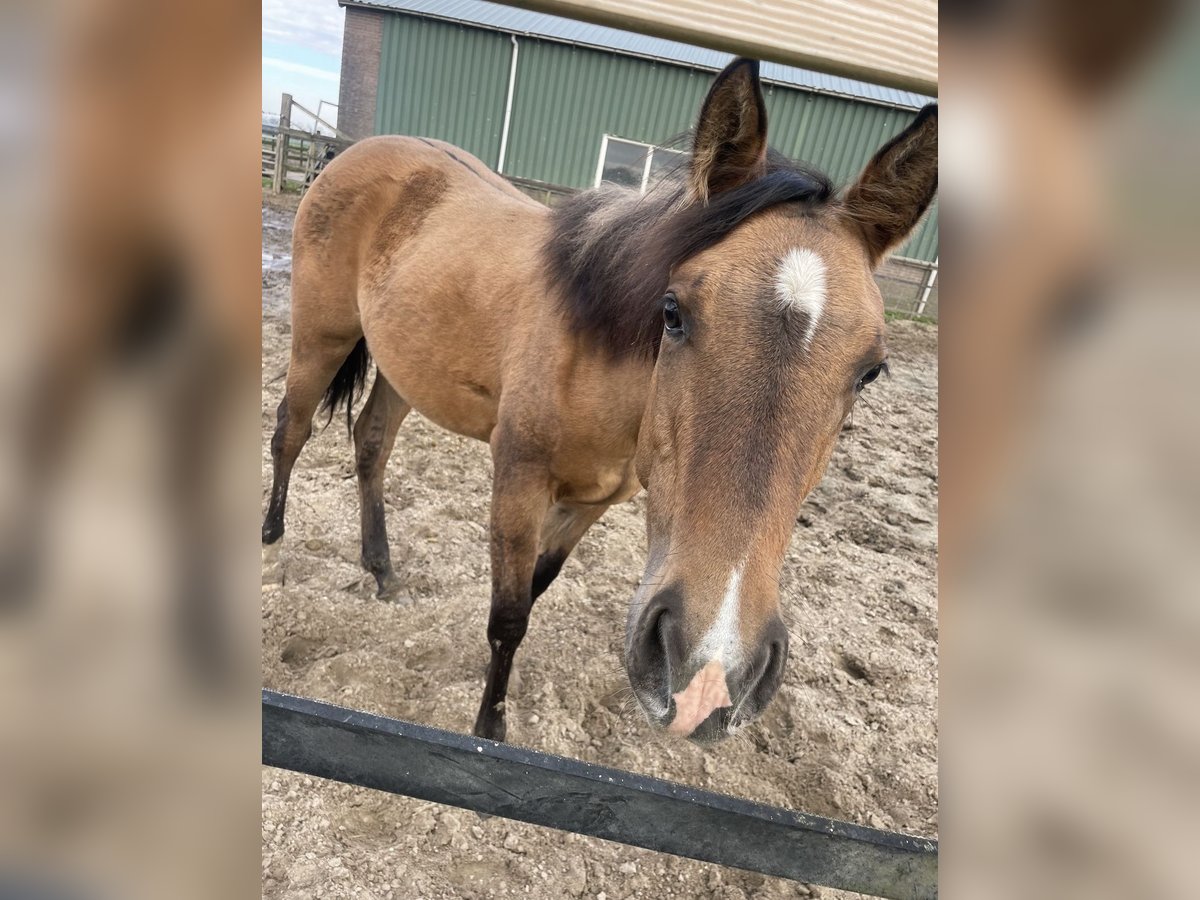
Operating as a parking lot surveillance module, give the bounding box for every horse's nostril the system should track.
[744,628,789,716]
[641,607,670,670]
[627,589,685,719]
[634,590,684,663]
[766,639,787,681]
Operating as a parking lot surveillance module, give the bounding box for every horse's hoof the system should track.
[375,573,409,604]
[473,714,507,743]
[262,519,284,545]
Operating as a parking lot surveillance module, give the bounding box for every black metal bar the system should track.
[262,690,937,900]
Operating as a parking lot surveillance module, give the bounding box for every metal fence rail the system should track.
[877,255,939,319]
[262,690,937,900]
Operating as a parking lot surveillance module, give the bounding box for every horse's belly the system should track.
[374,352,499,443]
[360,281,506,442]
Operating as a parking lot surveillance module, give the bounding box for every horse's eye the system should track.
[856,362,887,392]
[662,296,683,335]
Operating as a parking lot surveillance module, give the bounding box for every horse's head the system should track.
[626,60,937,742]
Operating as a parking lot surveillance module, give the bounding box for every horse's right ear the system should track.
[842,104,938,267]
[690,58,769,204]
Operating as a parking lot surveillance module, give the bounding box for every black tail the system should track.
[319,337,371,435]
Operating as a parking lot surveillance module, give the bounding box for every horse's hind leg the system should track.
[353,372,410,599]
[262,336,360,544]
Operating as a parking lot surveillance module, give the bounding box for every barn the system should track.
[335,0,938,314]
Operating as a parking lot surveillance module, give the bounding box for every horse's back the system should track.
[291,135,552,441]
[296,137,503,261]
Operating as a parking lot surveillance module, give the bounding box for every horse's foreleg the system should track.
[474,450,550,742]
[531,502,609,600]
[353,373,410,599]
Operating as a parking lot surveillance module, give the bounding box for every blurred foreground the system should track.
[0,0,1196,896]
[0,1,260,898]
[942,1,1200,897]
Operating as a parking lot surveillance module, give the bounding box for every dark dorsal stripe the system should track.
[545,151,833,359]
[417,137,506,192]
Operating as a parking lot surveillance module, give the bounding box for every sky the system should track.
[262,0,344,126]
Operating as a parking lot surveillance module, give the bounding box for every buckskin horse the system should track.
[262,58,938,743]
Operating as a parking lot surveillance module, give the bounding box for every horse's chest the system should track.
[551,454,641,507]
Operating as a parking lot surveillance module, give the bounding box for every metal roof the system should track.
[340,0,933,109]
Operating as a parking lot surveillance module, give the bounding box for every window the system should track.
[647,146,687,185]
[595,136,689,193]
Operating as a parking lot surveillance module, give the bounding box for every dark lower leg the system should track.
[261,342,356,545]
[529,502,608,600]
[475,608,529,741]
[474,463,549,742]
[531,549,568,600]
[473,500,608,739]
[353,376,408,598]
[262,398,308,544]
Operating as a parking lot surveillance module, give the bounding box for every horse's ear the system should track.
[690,58,768,203]
[842,104,938,267]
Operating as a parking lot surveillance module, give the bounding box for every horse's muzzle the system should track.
[625,589,789,742]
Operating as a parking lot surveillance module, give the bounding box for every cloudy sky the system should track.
[262,0,344,125]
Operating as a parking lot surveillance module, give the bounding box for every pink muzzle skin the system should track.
[667,659,732,737]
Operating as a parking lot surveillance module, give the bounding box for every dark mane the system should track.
[545,151,833,358]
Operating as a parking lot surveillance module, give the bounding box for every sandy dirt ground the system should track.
[261,193,938,900]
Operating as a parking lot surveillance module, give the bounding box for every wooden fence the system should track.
[263,94,354,194]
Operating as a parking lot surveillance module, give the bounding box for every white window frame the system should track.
[594,135,687,193]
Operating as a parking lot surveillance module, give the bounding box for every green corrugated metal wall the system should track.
[505,42,709,186]
[374,14,937,261]
[761,85,939,261]
[375,16,510,167]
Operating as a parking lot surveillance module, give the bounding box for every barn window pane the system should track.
[600,139,647,189]
[647,148,687,187]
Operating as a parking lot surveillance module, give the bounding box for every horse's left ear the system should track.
[842,104,938,267]
[690,58,769,203]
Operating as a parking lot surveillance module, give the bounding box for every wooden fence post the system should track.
[272,93,293,194]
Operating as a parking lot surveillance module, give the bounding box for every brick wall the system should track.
[338,6,384,139]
